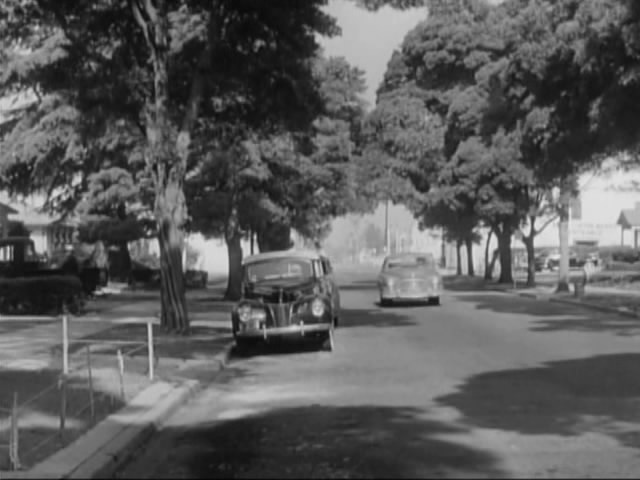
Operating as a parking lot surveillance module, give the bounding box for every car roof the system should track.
[242,249,324,266]
[384,252,435,261]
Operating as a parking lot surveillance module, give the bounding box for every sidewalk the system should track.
[454,274,640,319]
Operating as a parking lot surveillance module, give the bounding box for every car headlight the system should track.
[237,304,267,323]
[385,277,395,287]
[238,304,252,322]
[311,298,325,317]
[432,277,440,289]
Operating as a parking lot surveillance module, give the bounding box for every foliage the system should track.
[186,54,368,247]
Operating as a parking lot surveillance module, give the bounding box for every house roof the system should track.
[0,202,18,216]
[617,206,640,229]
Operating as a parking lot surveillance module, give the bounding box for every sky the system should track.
[318,0,427,109]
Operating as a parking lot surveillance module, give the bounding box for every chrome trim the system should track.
[236,323,331,338]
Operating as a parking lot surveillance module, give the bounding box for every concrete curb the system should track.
[489,287,640,320]
[0,343,235,480]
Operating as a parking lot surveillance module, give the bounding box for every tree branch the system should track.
[130,0,153,50]
[142,0,158,24]
[532,214,558,237]
[176,1,222,166]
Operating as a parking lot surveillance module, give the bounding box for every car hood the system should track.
[243,278,317,303]
[380,267,439,280]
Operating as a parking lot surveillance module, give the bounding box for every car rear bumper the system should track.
[235,323,332,339]
[380,286,440,300]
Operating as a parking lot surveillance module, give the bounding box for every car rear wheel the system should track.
[428,296,440,306]
[379,296,392,307]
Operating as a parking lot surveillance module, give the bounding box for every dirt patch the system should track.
[0,366,151,471]
[0,321,56,335]
[73,324,233,362]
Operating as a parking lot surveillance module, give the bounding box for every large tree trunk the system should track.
[488,248,499,279]
[148,1,188,333]
[225,235,243,301]
[465,236,474,276]
[117,241,131,281]
[557,183,571,292]
[225,205,243,301]
[523,234,536,287]
[455,239,462,276]
[484,228,494,280]
[131,0,219,335]
[496,226,513,284]
[156,184,189,333]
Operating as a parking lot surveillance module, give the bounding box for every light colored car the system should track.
[231,249,340,352]
[377,252,442,306]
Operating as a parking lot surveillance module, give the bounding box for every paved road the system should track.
[117,272,640,478]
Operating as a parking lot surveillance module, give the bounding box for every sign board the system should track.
[570,222,620,243]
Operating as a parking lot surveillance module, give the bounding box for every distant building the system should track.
[0,194,77,256]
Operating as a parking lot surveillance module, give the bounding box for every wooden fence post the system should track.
[117,349,125,402]
[147,321,155,381]
[9,392,20,471]
[59,375,67,439]
[87,346,95,422]
[62,313,69,376]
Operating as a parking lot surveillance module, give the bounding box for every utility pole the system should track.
[384,199,390,254]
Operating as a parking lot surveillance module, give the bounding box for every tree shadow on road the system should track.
[435,353,640,449]
[120,405,507,479]
[455,293,640,337]
[339,306,419,328]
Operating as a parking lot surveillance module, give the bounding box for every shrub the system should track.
[0,275,84,315]
[185,269,208,288]
[598,246,640,263]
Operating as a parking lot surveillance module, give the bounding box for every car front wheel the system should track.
[320,329,335,352]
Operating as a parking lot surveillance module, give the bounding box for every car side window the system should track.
[312,260,324,278]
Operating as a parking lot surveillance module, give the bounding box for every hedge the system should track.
[598,246,640,263]
[0,275,84,315]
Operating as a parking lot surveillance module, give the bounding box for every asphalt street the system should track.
[117,270,640,478]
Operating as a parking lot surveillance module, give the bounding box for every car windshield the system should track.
[384,255,435,270]
[244,258,314,283]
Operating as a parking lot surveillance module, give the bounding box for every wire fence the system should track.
[0,311,157,472]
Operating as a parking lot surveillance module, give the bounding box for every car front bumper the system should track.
[235,322,332,339]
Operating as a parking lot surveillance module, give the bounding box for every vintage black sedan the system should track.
[231,249,340,352]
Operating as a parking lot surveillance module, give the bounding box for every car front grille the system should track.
[265,302,293,327]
